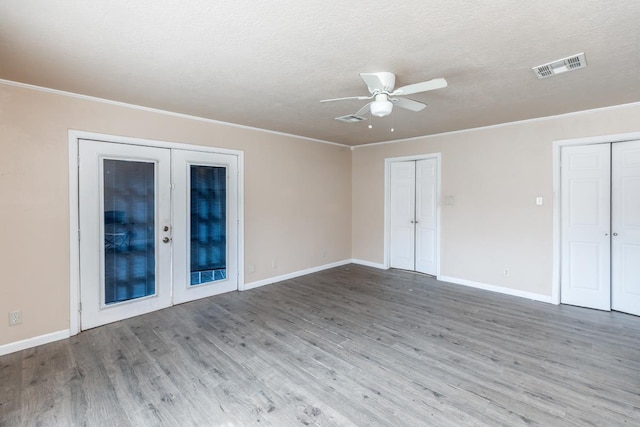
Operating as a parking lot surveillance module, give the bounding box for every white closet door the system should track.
[560,144,611,310]
[415,159,438,275]
[172,150,238,304]
[611,140,640,316]
[390,162,416,270]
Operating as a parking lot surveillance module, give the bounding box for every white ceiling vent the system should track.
[335,115,366,123]
[532,53,587,79]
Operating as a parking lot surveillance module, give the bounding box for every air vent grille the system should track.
[335,115,366,123]
[532,52,587,79]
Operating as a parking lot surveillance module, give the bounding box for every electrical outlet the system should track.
[271,261,277,270]
[248,264,255,273]
[9,310,22,326]
[321,249,327,258]
[503,268,510,277]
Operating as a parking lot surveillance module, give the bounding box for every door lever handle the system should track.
[613,232,618,236]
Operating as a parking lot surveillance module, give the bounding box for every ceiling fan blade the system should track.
[360,72,396,93]
[391,97,427,112]
[392,78,447,96]
[320,95,371,103]
[354,102,372,117]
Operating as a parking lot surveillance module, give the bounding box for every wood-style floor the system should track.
[2,264,639,426]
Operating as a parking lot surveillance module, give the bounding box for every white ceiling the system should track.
[1,1,639,146]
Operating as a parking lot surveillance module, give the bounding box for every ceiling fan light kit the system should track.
[370,96,393,117]
[320,71,447,123]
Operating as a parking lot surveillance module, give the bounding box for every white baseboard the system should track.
[438,275,553,304]
[0,329,70,356]
[242,259,352,291]
[349,259,387,269]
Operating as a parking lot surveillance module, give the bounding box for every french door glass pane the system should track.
[190,165,226,286]
[103,159,156,304]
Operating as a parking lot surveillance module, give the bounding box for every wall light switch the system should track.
[536,196,543,206]
[444,196,455,206]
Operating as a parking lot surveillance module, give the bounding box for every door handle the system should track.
[163,237,171,243]
[613,233,618,236]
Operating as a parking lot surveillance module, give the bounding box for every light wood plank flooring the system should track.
[2,264,640,426]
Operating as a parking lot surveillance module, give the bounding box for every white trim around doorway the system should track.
[68,130,245,336]
[551,131,640,305]
[383,153,442,276]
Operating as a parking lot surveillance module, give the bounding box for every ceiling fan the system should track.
[320,72,447,121]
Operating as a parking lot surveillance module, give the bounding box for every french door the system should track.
[79,140,238,329]
[560,140,640,315]
[389,158,438,275]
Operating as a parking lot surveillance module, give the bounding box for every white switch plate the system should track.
[535,196,543,206]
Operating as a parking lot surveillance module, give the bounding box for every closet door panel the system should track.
[611,140,640,316]
[560,144,611,310]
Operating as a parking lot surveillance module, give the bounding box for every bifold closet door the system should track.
[390,161,416,270]
[561,140,640,316]
[560,144,611,310]
[611,140,640,316]
[389,159,438,275]
[414,159,438,275]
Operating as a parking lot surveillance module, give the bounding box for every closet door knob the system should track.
[613,233,618,236]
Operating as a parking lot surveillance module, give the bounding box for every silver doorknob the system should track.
[604,233,608,236]
[163,237,171,243]
[613,233,618,236]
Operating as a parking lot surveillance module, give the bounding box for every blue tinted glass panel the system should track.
[103,159,156,304]
[190,165,226,286]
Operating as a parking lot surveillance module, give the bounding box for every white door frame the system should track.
[68,130,245,335]
[552,131,640,305]
[384,153,441,276]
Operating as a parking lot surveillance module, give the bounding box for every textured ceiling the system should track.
[1,1,639,146]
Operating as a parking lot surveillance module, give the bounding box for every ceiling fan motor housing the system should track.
[365,72,396,93]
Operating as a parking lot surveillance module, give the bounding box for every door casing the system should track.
[69,130,244,335]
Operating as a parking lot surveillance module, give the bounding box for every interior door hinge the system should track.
[78,229,81,241]
[79,302,82,312]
